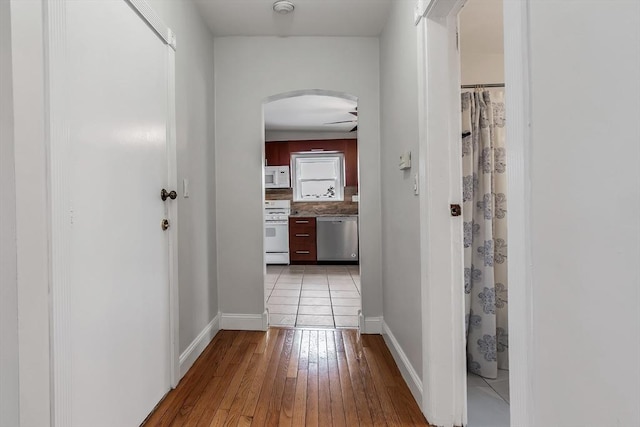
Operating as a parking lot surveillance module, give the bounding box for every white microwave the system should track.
[265,166,290,188]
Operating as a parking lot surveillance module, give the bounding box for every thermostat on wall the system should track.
[399,151,411,170]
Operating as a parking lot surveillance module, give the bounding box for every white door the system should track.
[417,4,467,424]
[64,2,172,425]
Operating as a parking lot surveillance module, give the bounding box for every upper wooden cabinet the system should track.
[265,142,285,166]
[344,140,358,188]
[265,139,358,187]
[264,142,278,166]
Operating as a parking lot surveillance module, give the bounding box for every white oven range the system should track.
[264,200,291,264]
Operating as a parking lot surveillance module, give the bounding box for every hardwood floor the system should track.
[143,328,430,426]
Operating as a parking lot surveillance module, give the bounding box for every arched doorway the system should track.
[262,90,362,329]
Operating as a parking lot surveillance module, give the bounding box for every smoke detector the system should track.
[273,0,295,14]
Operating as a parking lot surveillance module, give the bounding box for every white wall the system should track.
[145,0,218,354]
[527,1,640,425]
[379,0,423,385]
[265,130,357,142]
[459,0,504,85]
[9,1,51,425]
[460,52,504,86]
[214,37,382,320]
[0,1,20,425]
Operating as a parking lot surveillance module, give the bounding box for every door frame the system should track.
[45,0,179,424]
[416,0,534,426]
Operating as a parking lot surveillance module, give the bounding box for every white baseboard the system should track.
[362,316,383,334]
[220,311,268,331]
[382,321,423,407]
[179,313,220,379]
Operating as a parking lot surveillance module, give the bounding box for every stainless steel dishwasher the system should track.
[316,216,359,262]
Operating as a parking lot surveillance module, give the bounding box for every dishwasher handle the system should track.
[317,216,358,223]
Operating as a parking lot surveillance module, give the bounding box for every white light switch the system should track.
[414,174,419,195]
[183,178,189,198]
[399,151,412,170]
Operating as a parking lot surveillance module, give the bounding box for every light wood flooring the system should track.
[143,328,430,426]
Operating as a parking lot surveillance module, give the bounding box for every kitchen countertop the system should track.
[289,212,358,218]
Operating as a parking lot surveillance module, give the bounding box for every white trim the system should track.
[446,9,467,426]
[381,321,423,407]
[179,314,220,379]
[165,32,179,389]
[362,316,383,334]
[46,1,72,425]
[264,89,357,104]
[416,15,433,424]
[503,1,535,426]
[424,0,459,19]
[220,311,269,331]
[418,1,468,425]
[125,0,176,49]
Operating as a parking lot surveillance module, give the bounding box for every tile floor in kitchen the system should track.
[467,369,510,427]
[265,264,361,328]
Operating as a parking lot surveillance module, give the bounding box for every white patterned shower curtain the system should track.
[462,89,508,379]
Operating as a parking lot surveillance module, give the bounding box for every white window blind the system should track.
[292,152,345,202]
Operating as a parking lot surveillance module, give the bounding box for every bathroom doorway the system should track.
[416,0,529,423]
[459,1,510,425]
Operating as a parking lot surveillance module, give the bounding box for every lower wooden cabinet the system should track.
[289,217,317,263]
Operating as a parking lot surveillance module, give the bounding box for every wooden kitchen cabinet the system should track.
[265,142,290,166]
[266,139,358,186]
[344,140,358,187]
[265,142,282,166]
[289,217,317,263]
[288,140,343,153]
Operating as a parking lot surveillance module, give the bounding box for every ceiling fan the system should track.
[324,107,357,132]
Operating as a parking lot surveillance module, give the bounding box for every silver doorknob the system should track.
[161,189,177,201]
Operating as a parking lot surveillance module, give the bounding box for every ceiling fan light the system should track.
[273,0,295,14]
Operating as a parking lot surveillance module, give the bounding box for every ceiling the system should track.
[264,95,357,132]
[194,0,392,37]
[459,0,504,54]
[202,0,502,131]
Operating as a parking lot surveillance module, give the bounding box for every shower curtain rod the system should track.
[461,83,505,88]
